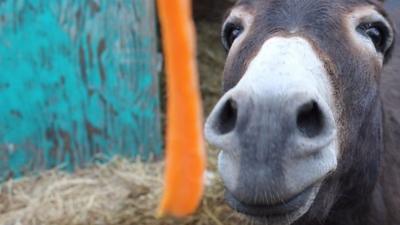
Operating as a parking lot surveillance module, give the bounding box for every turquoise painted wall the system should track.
[0,0,162,180]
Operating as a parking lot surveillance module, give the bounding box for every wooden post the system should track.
[0,0,162,180]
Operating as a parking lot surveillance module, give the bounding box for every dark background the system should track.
[192,0,235,115]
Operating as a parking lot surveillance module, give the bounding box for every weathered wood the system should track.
[0,0,162,180]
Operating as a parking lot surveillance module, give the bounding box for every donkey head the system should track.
[205,0,395,224]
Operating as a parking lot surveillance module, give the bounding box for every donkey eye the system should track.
[222,23,243,50]
[357,22,389,53]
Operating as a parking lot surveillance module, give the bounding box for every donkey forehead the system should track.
[234,0,385,10]
[231,0,386,27]
[222,0,391,91]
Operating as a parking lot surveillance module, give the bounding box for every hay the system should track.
[0,151,244,225]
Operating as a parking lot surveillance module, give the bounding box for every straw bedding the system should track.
[0,153,245,225]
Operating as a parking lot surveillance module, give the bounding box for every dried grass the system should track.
[0,153,244,225]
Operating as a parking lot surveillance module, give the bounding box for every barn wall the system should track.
[0,0,162,180]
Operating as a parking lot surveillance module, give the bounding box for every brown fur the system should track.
[216,0,400,224]
[379,2,400,224]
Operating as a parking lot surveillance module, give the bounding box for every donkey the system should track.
[204,0,399,224]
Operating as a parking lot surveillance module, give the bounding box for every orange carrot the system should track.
[157,0,206,218]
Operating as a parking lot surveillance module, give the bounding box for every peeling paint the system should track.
[0,0,161,180]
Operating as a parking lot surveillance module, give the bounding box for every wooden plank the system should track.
[0,0,162,180]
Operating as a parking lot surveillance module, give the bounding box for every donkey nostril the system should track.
[296,100,324,138]
[214,98,238,135]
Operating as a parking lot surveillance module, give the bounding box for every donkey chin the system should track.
[204,37,339,225]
